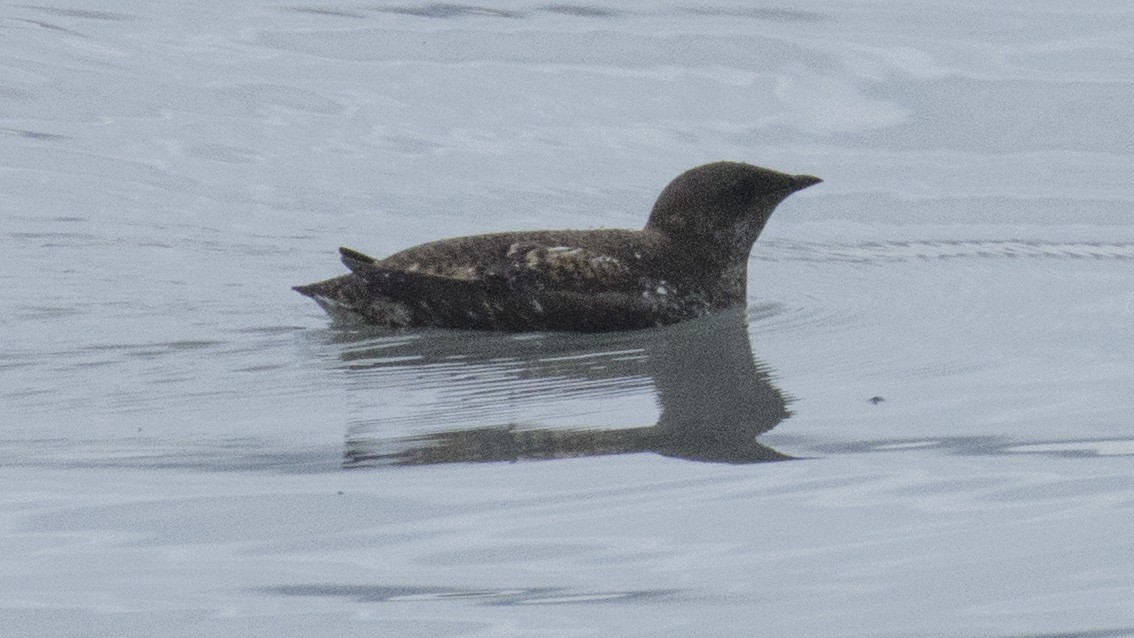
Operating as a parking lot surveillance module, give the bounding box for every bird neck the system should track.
[648,232,751,307]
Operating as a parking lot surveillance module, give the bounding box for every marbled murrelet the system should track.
[294,161,821,332]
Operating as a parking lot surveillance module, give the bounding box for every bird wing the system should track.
[344,234,643,294]
[337,245,659,331]
[497,240,639,293]
[340,246,513,297]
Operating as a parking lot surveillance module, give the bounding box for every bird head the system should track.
[645,161,821,262]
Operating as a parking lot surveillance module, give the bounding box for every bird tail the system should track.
[339,246,377,271]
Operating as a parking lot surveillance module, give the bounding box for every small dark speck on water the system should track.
[869,396,886,404]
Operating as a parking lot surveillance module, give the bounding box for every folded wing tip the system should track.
[339,246,378,272]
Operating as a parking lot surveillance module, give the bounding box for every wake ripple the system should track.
[758,240,1134,263]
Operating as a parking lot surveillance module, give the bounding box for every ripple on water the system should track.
[757,239,1134,263]
[749,238,1132,335]
[747,237,1134,386]
[266,584,677,606]
[789,435,1134,459]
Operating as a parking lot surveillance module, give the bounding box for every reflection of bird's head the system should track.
[646,161,821,258]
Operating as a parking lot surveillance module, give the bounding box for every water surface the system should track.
[2,1,1133,636]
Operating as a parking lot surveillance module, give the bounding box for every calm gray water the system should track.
[3,1,1133,636]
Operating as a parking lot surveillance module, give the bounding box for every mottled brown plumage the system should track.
[294,161,821,332]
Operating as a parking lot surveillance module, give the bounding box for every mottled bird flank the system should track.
[294,161,821,332]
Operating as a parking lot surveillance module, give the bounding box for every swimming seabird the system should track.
[294,161,821,332]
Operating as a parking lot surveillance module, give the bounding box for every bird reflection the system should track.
[332,307,792,466]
